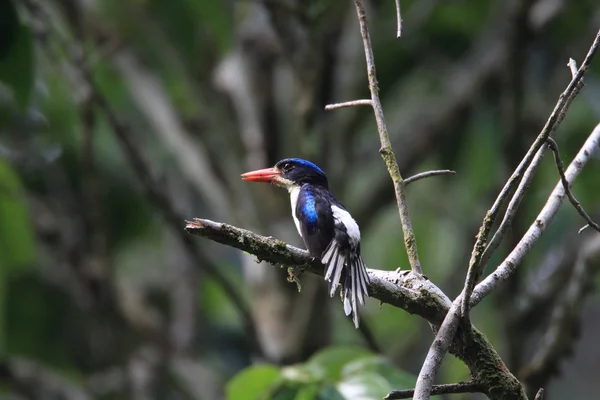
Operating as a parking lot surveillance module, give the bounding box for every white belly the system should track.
[289,186,303,236]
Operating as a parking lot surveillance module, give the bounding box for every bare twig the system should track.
[534,388,545,400]
[546,137,600,233]
[385,381,483,399]
[478,147,546,275]
[325,99,373,110]
[404,170,456,186]
[395,0,403,38]
[567,58,578,75]
[471,122,600,307]
[353,0,422,274]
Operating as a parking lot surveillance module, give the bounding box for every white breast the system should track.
[288,186,303,237]
[331,205,361,245]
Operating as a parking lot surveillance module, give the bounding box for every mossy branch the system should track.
[185,218,525,399]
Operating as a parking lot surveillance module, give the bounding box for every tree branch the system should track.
[351,0,422,274]
[404,170,456,186]
[185,218,526,399]
[385,381,483,400]
[470,122,600,307]
[325,99,373,110]
[462,27,599,320]
[414,29,600,399]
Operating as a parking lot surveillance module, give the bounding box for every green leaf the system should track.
[341,356,416,389]
[0,9,35,111]
[226,364,282,400]
[336,372,391,400]
[306,347,372,382]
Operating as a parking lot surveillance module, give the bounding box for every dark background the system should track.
[0,0,599,399]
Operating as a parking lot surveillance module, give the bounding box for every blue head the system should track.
[241,158,329,189]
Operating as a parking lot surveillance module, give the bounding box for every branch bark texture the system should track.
[185,219,525,399]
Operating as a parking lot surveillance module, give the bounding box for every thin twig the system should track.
[546,137,600,233]
[534,388,545,400]
[479,147,546,274]
[568,58,578,75]
[471,122,600,307]
[404,170,456,186]
[395,0,402,38]
[353,0,422,274]
[385,381,483,399]
[324,99,373,110]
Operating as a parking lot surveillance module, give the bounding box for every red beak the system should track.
[241,167,281,182]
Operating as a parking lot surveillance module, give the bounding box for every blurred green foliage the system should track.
[226,347,416,400]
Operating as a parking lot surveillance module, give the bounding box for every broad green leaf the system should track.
[0,4,35,111]
[226,364,282,400]
[306,347,372,381]
[336,372,390,400]
[341,355,416,389]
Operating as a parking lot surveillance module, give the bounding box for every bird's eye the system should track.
[282,163,294,172]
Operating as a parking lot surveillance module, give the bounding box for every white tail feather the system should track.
[321,240,370,328]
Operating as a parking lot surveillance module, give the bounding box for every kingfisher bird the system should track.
[241,158,370,328]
